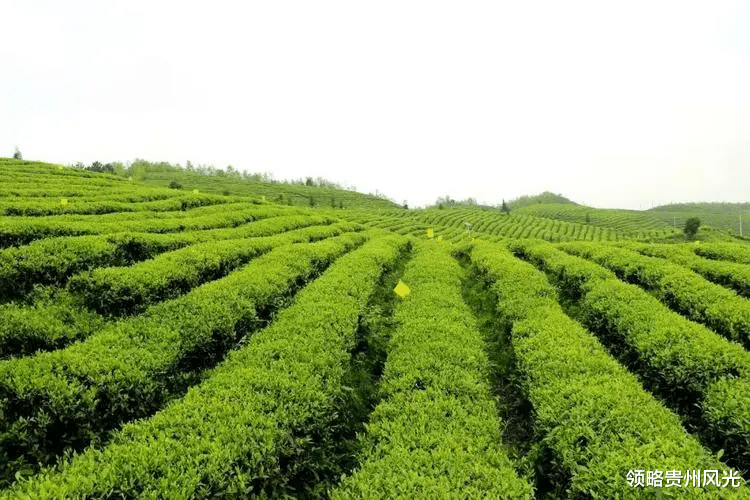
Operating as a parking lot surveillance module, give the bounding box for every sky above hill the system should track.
[3,1,750,209]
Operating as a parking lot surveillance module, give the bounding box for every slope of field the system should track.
[514,203,676,238]
[2,159,750,497]
[646,202,750,236]
[128,160,402,209]
[0,158,243,216]
[342,206,660,243]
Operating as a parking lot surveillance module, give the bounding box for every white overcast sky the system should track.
[3,1,750,209]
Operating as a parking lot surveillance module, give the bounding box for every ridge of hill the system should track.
[514,203,674,234]
[507,191,578,209]
[127,159,402,210]
[344,205,689,243]
[649,202,750,213]
[514,204,747,242]
[648,202,750,236]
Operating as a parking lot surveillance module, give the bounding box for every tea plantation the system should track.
[1,158,749,498]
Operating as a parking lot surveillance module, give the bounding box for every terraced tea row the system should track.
[343,207,638,243]
[630,242,750,298]
[333,242,532,498]
[0,187,176,200]
[559,241,750,349]
[0,290,105,359]
[135,165,400,209]
[0,213,342,301]
[4,233,408,498]
[0,203,296,247]
[1,222,360,360]
[514,203,674,237]
[513,241,750,476]
[468,241,743,498]
[693,242,750,265]
[69,221,360,317]
[0,193,234,216]
[0,231,367,485]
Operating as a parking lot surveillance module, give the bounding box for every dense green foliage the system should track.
[648,202,750,236]
[0,289,105,359]
[345,206,642,243]
[0,204,299,248]
[685,217,702,238]
[694,242,750,264]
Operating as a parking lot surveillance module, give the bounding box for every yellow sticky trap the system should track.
[58,166,63,170]
[193,189,199,194]
[394,281,410,297]
[437,235,443,241]
[695,240,700,245]
[128,176,132,181]
[261,195,266,201]
[61,198,68,205]
[427,228,434,239]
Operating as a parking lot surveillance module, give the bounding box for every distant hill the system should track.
[649,202,750,213]
[507,191,578,209]
[648,202,750,236]
[513,201,749,241]
[513,203,677,240]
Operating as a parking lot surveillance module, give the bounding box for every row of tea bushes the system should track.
[0,204,295,247]
[3,234,409,498]
[559,242,750,349]
[333,242,532,498]
[0,232,367,487]
[68,221,356,316]
[514,240,750,478]
[634,242,750,299]
[472,241,745,498]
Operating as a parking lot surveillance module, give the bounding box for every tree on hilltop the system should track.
[500,199,510,214]
[684,217,701,239]
[13,146,22,160]
[85,161,115,173]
